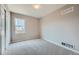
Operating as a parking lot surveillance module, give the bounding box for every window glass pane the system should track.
[15,18,25,33]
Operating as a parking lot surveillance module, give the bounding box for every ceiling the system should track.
[7,4,66,18]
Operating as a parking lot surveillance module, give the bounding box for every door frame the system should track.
[1,4,11,54]
[1,5,6,54]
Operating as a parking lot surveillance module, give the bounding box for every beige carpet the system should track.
[4,39,78,55]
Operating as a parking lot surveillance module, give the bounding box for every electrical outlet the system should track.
[61,42,74,48]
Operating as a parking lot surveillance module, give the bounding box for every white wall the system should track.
[11,12,40,43]
[41,5,79,52]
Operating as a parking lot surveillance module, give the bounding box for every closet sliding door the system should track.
[1,5,6,54]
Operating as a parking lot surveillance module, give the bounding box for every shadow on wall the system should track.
[10,12,41,43]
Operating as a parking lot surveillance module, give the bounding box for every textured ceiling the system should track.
[7,4,66,18]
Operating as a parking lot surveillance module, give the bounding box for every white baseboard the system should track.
[44,39,79,54]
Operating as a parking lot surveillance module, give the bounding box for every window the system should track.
[15,18,25,33]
